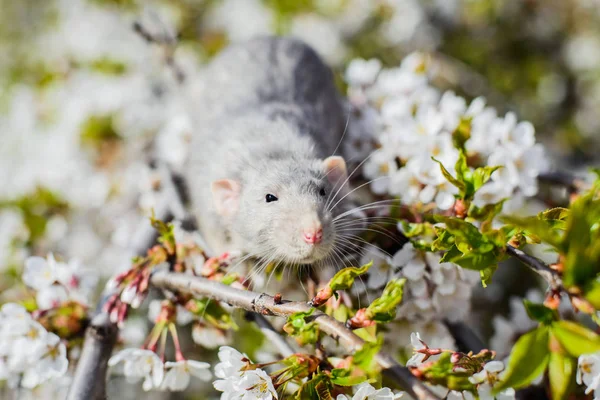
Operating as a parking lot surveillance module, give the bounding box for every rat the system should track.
[185,36,364,268]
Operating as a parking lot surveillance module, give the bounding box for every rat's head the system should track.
[211,156,349,265]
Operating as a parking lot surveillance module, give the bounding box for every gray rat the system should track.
[185,36,363,267]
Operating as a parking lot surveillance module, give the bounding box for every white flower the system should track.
[192,324,230,349]
[160,360,211,391]
[23,254,61,290]
[345,59,382,87]
[214,346,248,379]
[489,144,548,198]
[359,247,393,291]
[469,361,515,400]
[108,348,164,391]
[473,181,511,208]
[21,333,69,388]
[36,285,69,310]
[346,382,403,399]
[447,390,475,400]
[23,254,96,308]
[214,368,278,400]
[406,332,427,367]
[578,353,600,397]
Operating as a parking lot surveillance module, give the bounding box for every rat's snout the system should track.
[303,226,323,245]
[301,212,323,245]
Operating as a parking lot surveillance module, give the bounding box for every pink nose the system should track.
[303,228,323,245]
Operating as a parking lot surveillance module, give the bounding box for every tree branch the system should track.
[66,314,118,400]
[150,271,440,400]
[506,245,562,290]
[537,171,585,194]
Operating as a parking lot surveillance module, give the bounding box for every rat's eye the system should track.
[265,194,278,203]
[319,188,326,196]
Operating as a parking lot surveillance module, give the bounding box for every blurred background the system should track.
[1,0,599,398]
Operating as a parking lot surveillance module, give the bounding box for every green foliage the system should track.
[434,216,505,274]
[561,189,600,289]
[493,327,550,392]
[548,351,577,400]
[0,186,69,246]
[432,151,501,201]
[188,298,237,330]
[352,338,383,371]
[551,320,600,357]
[330,262,372,295]
[80,115,121,150]
[523,300,558,325]
[329,368,368,387]
[364,279,405,322]
[296,372,333,400]
[284,309,320,345]
[150,213,176,253]
[419,353,476,392]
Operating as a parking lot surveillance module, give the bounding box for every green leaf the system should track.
[329,262,372,293]
[352,337,383,370]
[562,189,600,288]
[440,244,499,271]
[284,309,320,345]
[538,208,570,230]
[472,165,501,192]
[523,300,558,325]
[468,201,506,223]
[501,215,564,249]
[296,373,333,400]
[329,369,368,386]
[551,320,600,356]
[365,279,406,322]
[479,266,496,287]
[432,156,465,193]
[494,327,550,393]
[548,351,576,400]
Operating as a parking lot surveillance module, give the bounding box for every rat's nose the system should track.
[303,227,323,245]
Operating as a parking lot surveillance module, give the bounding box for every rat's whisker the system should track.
[328,175,388,213]
[332,199,400,221]
[325,149,379,211]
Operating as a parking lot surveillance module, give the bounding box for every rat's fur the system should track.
[186,36,358,266]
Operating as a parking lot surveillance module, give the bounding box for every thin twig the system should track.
[506,245,562,290]
[150,271,440,400]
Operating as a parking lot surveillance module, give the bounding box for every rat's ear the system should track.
[323,156,348,187]
[211,179,241,218]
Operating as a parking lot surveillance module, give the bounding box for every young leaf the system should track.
[364,279,406,322]
[548,351,576,400]
[551,320,600,356]
[523,300,558,325]
[330,262,372,293]
[352,337,383,370]
[493,327,550,393]
[329,368,368,386]
[472,165,501,192]
[432,156,466,193]
[311,262,372,306]
[284,309,320,345]
[296,373,333,400]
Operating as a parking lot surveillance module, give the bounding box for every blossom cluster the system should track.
[109,348,211,392]
[345,55,548,213]
[23,253,97,309]
[408,332,516,400]
[0,303,69,389]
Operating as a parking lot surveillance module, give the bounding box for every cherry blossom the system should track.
[160,360,212,391]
